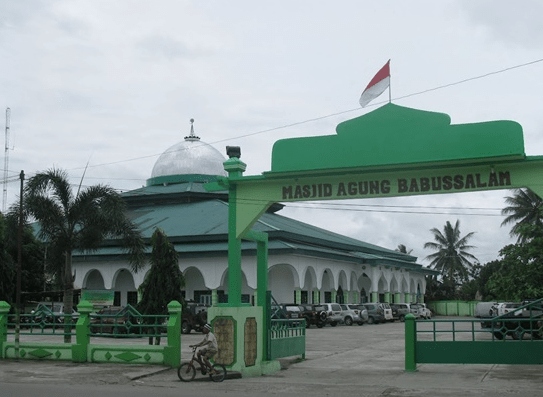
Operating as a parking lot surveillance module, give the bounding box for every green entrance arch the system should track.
[205,103,543,376]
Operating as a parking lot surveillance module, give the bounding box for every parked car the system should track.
[493,302,522,317]
[408,303,423,319]
[475,302,499,318]
[182,302,209,334]
[321,303,343,326]
[31,302,79,325]
[390,303,411,322]
[339,304,358,326]
[345,304,368,325]
[380,303,394,322]
[359,303,385,324]
[90,306,142,334]
[283,304,303,319]
[417,303,433,319]
[299,304,328,328]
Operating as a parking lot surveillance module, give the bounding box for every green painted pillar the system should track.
[395,293,401,304]
[256,235,268,308]
[212,289,218,307]
[371,292,379,303]
[164,300,182,367]
[343,291,349,304]
[73,300,93,362]
[405,293,411,303]
[412,293,417,303]
[224,156,247,307]
[331,290,337,303]
[384,292,391,303]
[295,288,302,304]
[313,289,319,304]
[352,291,359,304]
[0,301,10,358]
[404,314,417,372]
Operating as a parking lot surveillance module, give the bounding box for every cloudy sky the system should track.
[1,1,542,267]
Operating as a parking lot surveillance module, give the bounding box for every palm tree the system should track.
[24,168,145,342]
[501,188,543,243]
[395,244,413,255]
[424,220,478,284]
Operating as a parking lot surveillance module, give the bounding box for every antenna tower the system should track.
[3,107,10,213]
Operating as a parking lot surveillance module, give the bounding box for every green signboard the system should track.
[81,289,115,307]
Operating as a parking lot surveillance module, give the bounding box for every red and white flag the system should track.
[359,60,390,108]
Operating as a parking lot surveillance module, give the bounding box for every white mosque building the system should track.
[73,124,432,307]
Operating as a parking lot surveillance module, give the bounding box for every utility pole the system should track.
[15,170,23,359]
[3,108,11,213]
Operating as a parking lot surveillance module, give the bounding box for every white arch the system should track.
[301,266,317,291]
[82,269,106,290]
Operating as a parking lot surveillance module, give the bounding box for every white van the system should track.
[379,303,394,322]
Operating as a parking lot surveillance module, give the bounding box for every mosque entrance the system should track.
[205,103,543,376]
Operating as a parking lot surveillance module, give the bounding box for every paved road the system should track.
[2,318,543,396]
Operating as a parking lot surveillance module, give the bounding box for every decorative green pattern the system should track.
[115,352,142,362]
[28,349,53,359]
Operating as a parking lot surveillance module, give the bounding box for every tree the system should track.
[0,213,15,302]
[395,244,413,255]
[501,188,543,243]
[4,208,47,301]
[487,224,543,301]
[24,168,145,342]
[424,220,478,285]
[137,228,185,345]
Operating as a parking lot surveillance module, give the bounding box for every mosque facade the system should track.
[72,124,433,307]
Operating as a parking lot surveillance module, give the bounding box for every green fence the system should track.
[267,319,306,360]
[405,299,543,371]
[265,291,306,360]
[0,300,182,367]
[427,300,478,316]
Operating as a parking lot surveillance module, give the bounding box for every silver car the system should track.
[345,304,368,325]
[321,303,343,326]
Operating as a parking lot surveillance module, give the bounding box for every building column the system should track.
[384,292,391,303]
[343,291,349,304]
[212,289,218,307]
[352,291,359,304]
[404,293,411,303]
[331,290,337,304]
[313,289,320,304]
[394,292,401,304]
[294,288,302,304]
[371,291,379,303]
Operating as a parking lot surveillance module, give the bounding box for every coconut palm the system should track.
[501,188,543,243]
[424,220,478,284]
[24,168,145,342]
[395,244,413,255]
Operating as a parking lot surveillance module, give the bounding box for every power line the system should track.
[66,58,543,175]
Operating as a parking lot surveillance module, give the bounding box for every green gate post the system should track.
[404,314,417,372]
[164,300,182,367]
[73,300,93,362]
[0,301,10,359]
[265,291,272,360]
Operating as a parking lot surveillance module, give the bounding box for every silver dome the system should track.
[151,124,227,179]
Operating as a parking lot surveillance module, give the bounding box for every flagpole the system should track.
[388,59,391,103]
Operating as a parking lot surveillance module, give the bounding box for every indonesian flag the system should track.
[359,60,390,108]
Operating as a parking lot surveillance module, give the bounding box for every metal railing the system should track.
[267,318,306,360]
[405,298,543,371]
[0,300,182,367]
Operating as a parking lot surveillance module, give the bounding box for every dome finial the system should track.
[185,118,200,141]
